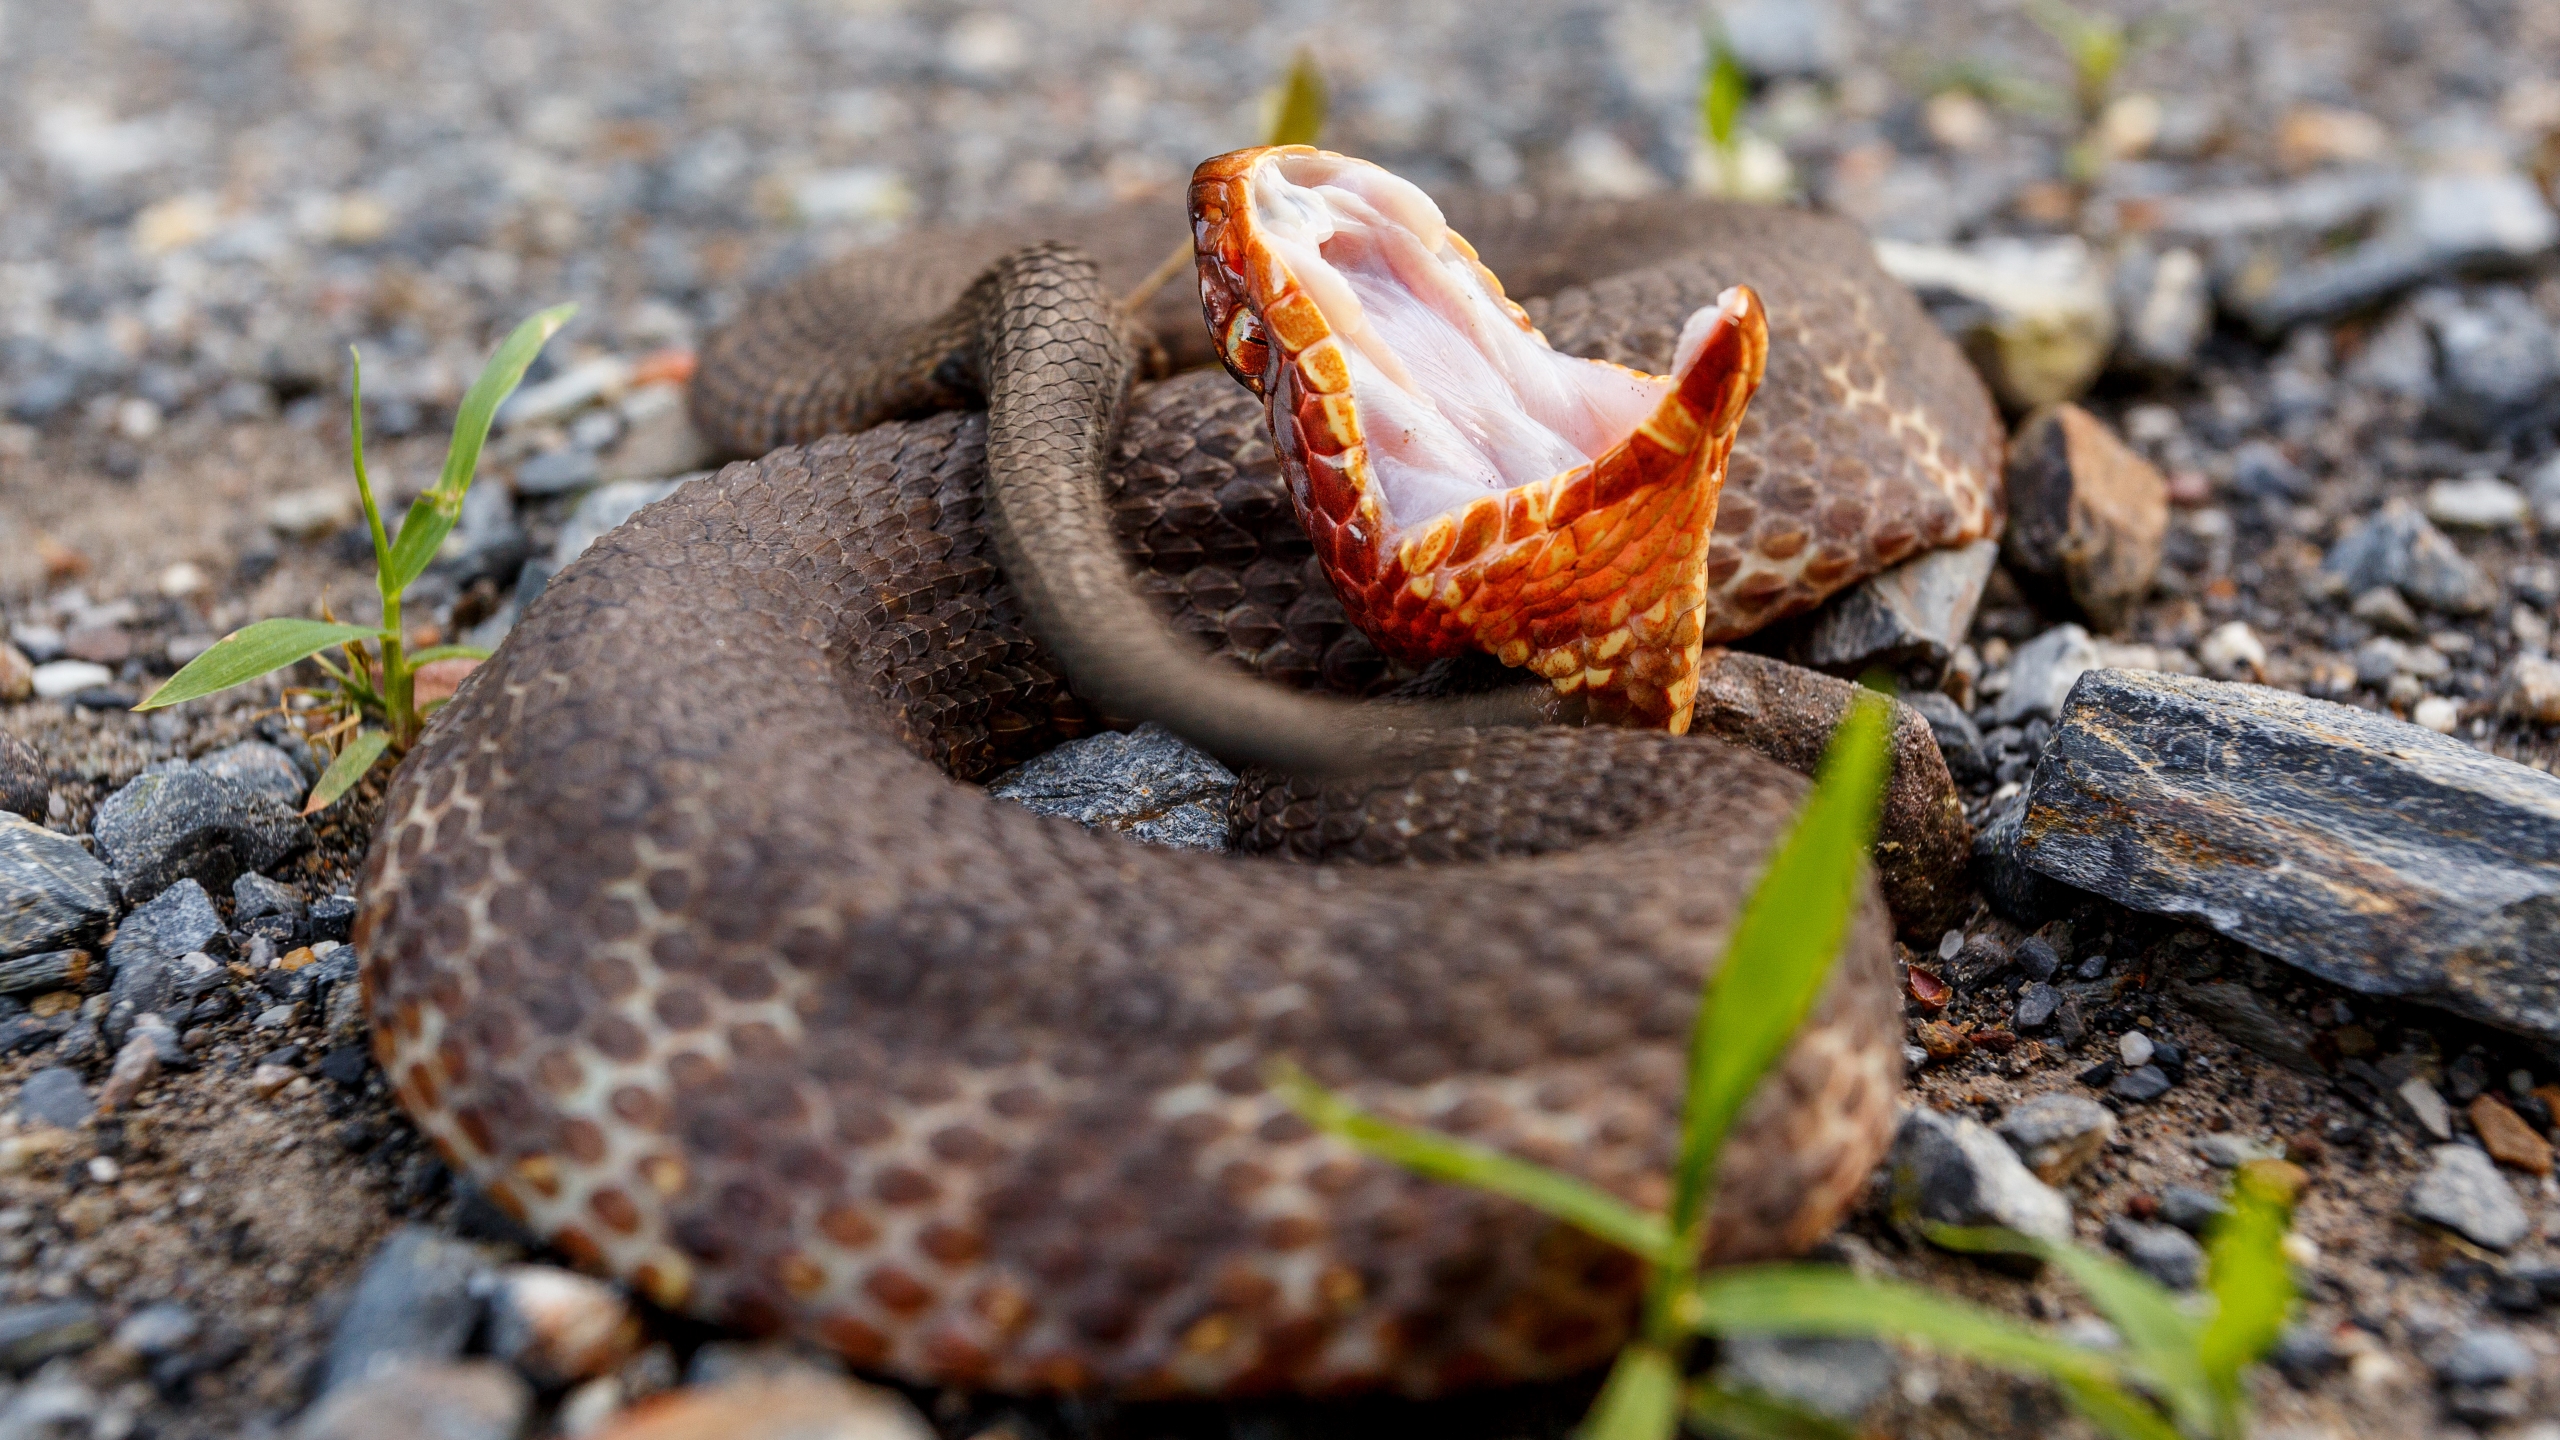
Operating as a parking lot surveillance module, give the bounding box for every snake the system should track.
[355,148,2003,1398]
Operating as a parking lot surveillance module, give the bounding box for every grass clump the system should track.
[1279,691,2296,1439]
[138,305,574,811]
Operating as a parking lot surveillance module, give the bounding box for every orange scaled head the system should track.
[1188,145,1769,732]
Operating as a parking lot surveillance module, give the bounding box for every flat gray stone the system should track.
[1992,624,2097,724]
[294,1359,530,1440]
[0,813,112,961]
[2405,1145,2530,1251]
[2323,500,2498,615]
[2105,1217,2204,1290]
[0,1299,103,1373]
[1887,1106,2072,1249]
[92,763,313,901]
[0,948,96,996]
[1717,1335,1895,1422]
[2014,670,2560,1042]
[194,741,308,809]
[105,879,221,1046]
[13,1067,92,1129]
[1994,1092,2115,1183]
[320,1227,491,1395]
[1800,539,1998,674]
[989,724,1237,852]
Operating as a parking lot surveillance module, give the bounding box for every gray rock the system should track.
[2013,981,2063,1032]
[2405,1145,2530,1250]
[1992,625,2098,724]
[2348,307,2439,401]
[2323,500,2498,615]
[2227,440,2311,501]
[92,763,313,901]
[2002,406,2169,631]
[512,445,600,496]
[989,724,1236,852]
[2435,1328,2531,1387]
[1887,1107,2073,1248]
[2420,285,2560,438]
[2110,1064,2173,1102]
[1800,540,1998,675]
[1972,802,2074,927]
[2242,171,2560,332]
[1904,691,1988,783]
[195,742,308,809]
[13,1066,92,1129]
[2013,670,2560,1042]
[1711,0,1846,79]
[1994,1092,2116,1183]
[1716,1335,1895,1422]
[2397,1076,2454,1140]
[320,1227,491,1394]
[2349,584,2423,637]
[294,1359,531,1440]
[2104,1217,2204,1289]
[2157,1185,2229,1235]
[2531,453,2560,530]
[0,733,45,818]
[232,871,305,922]
[0,948,95,996]
[0,813,113,961]
[2425,474,2528,530]
[110,1302,199,1358]
[2192,1134,2278,1168]
[429,480,530,587]
[0,1299,103,1373]
[552,476,691,568]
[105,880,221,1045]
[2270,1324,2344,1385]
[2160,973,2324,1065]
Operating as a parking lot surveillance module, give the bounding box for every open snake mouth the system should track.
[1189,146,1768,732]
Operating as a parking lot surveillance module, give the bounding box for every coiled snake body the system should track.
[356,173,2001,1396]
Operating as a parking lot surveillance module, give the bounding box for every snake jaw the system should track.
[1190,145,1769,732]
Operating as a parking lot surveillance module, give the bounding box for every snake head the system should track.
[1188,146,1769,733]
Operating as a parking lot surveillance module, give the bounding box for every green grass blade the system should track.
[405,645,493,666]
[136,619,384,710]
[2057,1374,2187,1440]
[1271,1062,1673,1265]
[1685,1382,1859,1440]
[1266,50,1327,147]
[2196,1173,2294,1407]
[1579,1345,1681,1440]
[1927,1226,2215,1433]
[1701,30,1748,152]
[1668,692,1891,1246]
[381,303,575,595]
[302,728,391,814]
[1688,1266,2125,1389]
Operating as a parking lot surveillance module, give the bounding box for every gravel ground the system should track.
[5,1,2560,1437]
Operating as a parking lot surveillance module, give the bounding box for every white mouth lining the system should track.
[1249,152,1701,534]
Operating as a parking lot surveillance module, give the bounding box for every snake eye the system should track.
[1220,309,1271,396]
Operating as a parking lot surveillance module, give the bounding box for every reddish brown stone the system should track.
[2470,1095,2554,1176]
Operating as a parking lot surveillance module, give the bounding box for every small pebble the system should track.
[2104,1217,2204,1289]
[2118,1031,2154,1069]
[2109,1063,2173,1102]
[2405,1145,2531,1250]
[2157,1185,2229,1235]
[249,1063,299,1099]
[2013,982,2062,1032]
[2013,936,2061,982]
[2412,695,2460,733]
[2397,1076,2454,1140]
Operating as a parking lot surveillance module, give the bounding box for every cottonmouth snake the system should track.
[355,160,2002,1397]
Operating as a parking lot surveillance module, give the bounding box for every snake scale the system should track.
[355,160,2003,1397]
